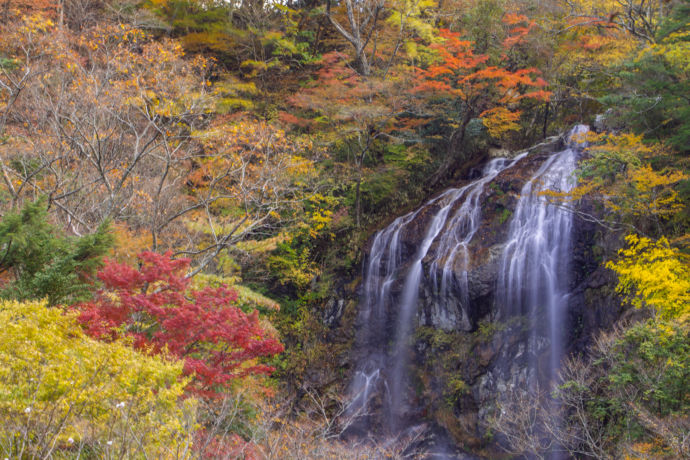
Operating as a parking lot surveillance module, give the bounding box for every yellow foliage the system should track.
[0,300,196,458]
[607,235,690,323]
[639,28,690,73]
[546,0,641,95]
[111,222,154,263]
[192,272,282,312]
[309,208,333,238]
[236,234,289,253]
[20,13,54,34]
[620,165,687,217]
[233,284,281,311]
[387,0,439,43]
[552,133,687,222]
[480,106,521,138]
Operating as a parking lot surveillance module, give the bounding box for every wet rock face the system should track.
[411,148,556,333]
[349,129,625,453]
[565,199,625,355]
[398,140,622,445]
[322,298,346,327]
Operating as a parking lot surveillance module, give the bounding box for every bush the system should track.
[0,299,195,458]
[77,251,284,397]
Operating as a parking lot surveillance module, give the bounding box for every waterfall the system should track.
[347,155,525,431]
[426,157,520,330]
[497,124,588,384]
[346,125,589,450]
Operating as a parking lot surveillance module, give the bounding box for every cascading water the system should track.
[497,124,588,384]
[346,125,589,454]
[427,158,517,330]
[347,155,526,432]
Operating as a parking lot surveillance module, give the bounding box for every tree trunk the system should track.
[356,46,371,77]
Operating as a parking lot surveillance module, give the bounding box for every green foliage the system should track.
[145,0,317,71]
[415,327,473,409]
[0,299,194,458]
[0,57,18,71]
[555,132,688,232]
[0,200,113,305]
[602,1,690,153]
[263,192,341,295]
[358,170,399,217]
[445,377,470,406]
[497,206,512,224]
[261,5,319,65]
[475,319,507,342]
[460,0,506,55]
[606,320,689,417]
[267,241,317,292]
[144,0,242,55]
[555,318,690,457]
[577,133,644,184]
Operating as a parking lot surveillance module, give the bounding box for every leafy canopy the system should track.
[607,234,690,323]
[545,132,687,231]
[608,2,690,153]
[412,26,551,139]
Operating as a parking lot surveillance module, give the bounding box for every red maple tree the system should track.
[77,251,284,397]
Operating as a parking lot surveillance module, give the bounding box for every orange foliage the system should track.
[480,106,521,138]
[288,51,408,134]
[0,0,56,16]
[413,28,550,138]
[0,17,215,249]
[278,111,311,128]
[110,222,154,264]
[502,13,536,49]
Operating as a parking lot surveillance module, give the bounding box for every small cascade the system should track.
[497,124,588,384]
[426,156,524,329]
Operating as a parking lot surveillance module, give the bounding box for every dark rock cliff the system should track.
[312,130,626,458]
[409,142,624,451]
[341,132,626,455]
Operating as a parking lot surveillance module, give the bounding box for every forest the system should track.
[0,0,687,458]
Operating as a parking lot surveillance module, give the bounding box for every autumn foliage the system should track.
[413,26,551,138]
[0,0,688,458]
[77,251,284,397]
[0,299,193,457]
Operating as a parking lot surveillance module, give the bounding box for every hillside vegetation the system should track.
[0,0,688,458]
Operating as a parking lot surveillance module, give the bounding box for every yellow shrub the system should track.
[607,235,690,323]
[0,300,196,458]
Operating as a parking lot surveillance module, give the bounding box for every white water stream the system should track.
[347,126,589,451]
[497,125,588,383]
